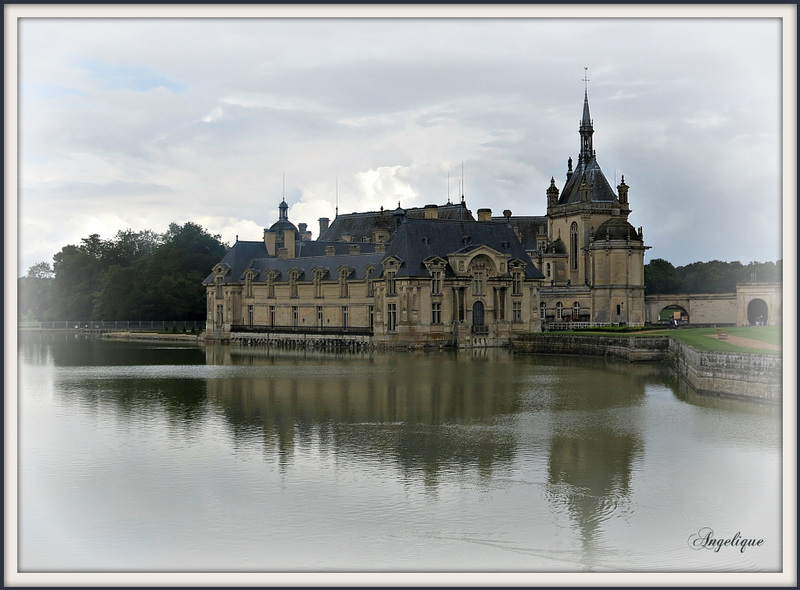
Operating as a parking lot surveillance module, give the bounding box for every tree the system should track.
[18,262,56,321]
[26,261,55,279]
[644,258,678,294]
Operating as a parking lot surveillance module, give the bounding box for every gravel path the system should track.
[709,333,782,351]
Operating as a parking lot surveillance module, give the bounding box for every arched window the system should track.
[570,222,579,270]
[540,301,547,318]
[556,301,564,319]
[573,301,580,318]
[546,263,551,278]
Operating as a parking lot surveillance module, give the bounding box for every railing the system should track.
[230,324,374,336]
[545,321,645,331]
[471,325,489,335]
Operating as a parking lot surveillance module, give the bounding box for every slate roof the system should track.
[384,218,544,279]
[295,241,377,257]
[202,240,269,284]
[491,215,548,251]
[244,252,386,282]
[594,217,641,242]
[205,217,545,284]
[557,156,618,205]
[319,202,475,242]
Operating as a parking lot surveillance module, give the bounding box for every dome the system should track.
[594,217,639,241]
[268,199,298,234]
[268,219,298,234]
[550,238,567,254]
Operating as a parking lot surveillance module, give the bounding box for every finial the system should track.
[583,67,590,96]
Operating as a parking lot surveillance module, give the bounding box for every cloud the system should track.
[14,15,786,274]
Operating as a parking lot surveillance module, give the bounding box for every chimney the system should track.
[277,248,289,259]
[375,242,385,253]
[283,228,295,258]
[318,217,330,237]
[424,204,439,219]
[477,208,492,222]
[341,234,352,243]
[503,209,512,220]
[297,223,312,241]
[349,244,361,255]
[326,245,336,256]
[263,230,277,256]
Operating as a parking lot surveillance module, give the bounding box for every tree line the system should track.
[644,258,782,294]
[18,225,782,322]
[18,222,228,322]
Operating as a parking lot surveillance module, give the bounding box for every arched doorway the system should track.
[659,305,688,325]
[747,299,768,326]
[472,300,485,326]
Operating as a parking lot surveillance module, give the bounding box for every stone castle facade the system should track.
[204,90,648,347]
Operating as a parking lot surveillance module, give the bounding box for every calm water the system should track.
[16,332,782,573]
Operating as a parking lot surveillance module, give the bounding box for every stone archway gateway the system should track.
[658,304,688,324]
[747,298,769,326]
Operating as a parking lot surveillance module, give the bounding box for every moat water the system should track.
[15,332,783,575]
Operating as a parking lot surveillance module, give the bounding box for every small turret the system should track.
[617,175,629,205]
[547,177,560,209]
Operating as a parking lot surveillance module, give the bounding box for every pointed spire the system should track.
[579,67,594,163]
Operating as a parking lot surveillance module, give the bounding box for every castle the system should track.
[204,89,649,347]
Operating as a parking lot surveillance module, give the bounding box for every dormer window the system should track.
[313,268,325,298]
[289,270,301,298]
[339,267,352,298]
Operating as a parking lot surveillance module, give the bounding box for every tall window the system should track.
[245,274,254,298]
[471,270,485,296]
[387,303,397,331]
[496,288,505,321]
[431,270,442,295]
[546,263,551,278]
[339,269,350,298]
[365,266,375,297]
[314,270,324,298]
[342,306,349,328]
[512,301,522,323]
[289,271,299,298]
[267,272,276,298]
[431,302,442,325]
[292,306,299,326]
[386,271,396,297]
[248,305,254,327]
[215,277,223,299]
[570,222,579,270]
[368,305,374,329]
[316,306,323,327]
[269,305,275,327]
[573,302,581,319]
[512,271,522,296]
[540,301,547,319]
[216,304,224,326]
[556,302,564,319]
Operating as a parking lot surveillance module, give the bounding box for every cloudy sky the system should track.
[10,6,792,276]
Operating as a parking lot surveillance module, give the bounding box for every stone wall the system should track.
[668,339,782,402]
[513,334,670,361]
[513,334,782,402]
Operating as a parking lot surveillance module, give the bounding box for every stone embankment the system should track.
[102,331,203,343]
[513,334,781,403]
[513,334,671,362]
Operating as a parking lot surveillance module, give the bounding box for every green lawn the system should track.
[667,326,781,354]
[543,326,783,355]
